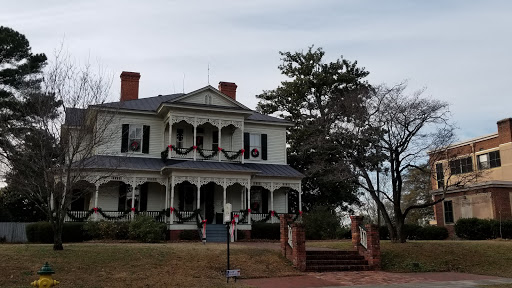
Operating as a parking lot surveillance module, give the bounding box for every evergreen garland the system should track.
[161,145,245,162]
[173,208,202,223]
[252,210,280,223]
[97,208,132,220]
[65,209,95,221]
[197,147,218,159]
[220,148,244,161]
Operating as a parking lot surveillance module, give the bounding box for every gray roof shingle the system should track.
[80,155,303,178]
[95,94,184,111]
[64,108,86,126]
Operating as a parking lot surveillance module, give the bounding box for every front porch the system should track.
[64,173,303,240]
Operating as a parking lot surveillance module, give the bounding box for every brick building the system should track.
[430,118,512,236]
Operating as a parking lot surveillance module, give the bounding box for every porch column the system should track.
[131,183,136,221]
[164,181,169,223]
[168,116,173,158]
[193,118,197,161]
[240,186,244,210]
[247,181,251,225]
[270,182,275,224]
[218,126,222,162]
[223,178,227,208]
[298,184,302,213]
[94,183,100,221]
[170,175,175,224]
[241,123,245,164]
[196,177,201,209]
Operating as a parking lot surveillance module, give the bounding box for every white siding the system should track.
[273,189,287,213]
[178,91,238,107]
[97,182,120,211]
[96,112,164,158]
[244,123,287,164]
[146,182,166,211]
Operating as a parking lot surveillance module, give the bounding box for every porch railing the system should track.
[64,210,167,223]
[166,146,242,163]
[359,225,367,249]
[232,211,249,224]
[170,147,194,159]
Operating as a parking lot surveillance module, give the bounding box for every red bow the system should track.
[247,209,251,213]
[202,219,207,223]
[241,149,245,154]
[193,145,197,150]
[218,147,223,151]
[271,211,275,217]
[234,214,239,218]
[299,210,303,216]
[93,207,98,213]
[170,207,175,214]
[131,207,136,212]
[167,145,173,151]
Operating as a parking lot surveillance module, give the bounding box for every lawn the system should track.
[0,242,300,288]
[308,239,512,278]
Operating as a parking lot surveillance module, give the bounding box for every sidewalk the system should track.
[241,271,512,288]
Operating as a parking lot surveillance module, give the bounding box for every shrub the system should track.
[236,230,246,240]
[84,221,130,240]
[455,218,493,240]
[251,223,280,240]
[129,215,166,243]
[303,206,341,240]
[179,230,199,240]
[416,225,448,240]
[26,222,87,243]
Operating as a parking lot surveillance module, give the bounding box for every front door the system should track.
[202,183,215,224]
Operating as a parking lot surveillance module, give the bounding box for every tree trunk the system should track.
[53,221,64,250]
[395,217,407,243]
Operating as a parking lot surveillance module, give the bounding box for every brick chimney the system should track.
[497,118,512,144]
[120,71,141,101]
[218,81,237,100]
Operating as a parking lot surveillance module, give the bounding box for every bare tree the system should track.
[350,82,480,243]
[5,51,120,250]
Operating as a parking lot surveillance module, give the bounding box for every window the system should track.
[436,163,444,189]
[129,124,142,152]
[250,134,261,159]
[196,127,204,149]
[478,150,501,170]
[444,201,454,224]
[212,131,219,150]
[449,157,473,175]
[176,129,184,148]
[204,94,212,105]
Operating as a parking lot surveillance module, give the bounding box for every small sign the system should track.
[224,203,232,223]
[226,269,240,278]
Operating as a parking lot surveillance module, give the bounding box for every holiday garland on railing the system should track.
[252,210,281,223]
[65,208,133,221]
[172,208,202,223]
[161,145,245,162]
[65,209,95,221]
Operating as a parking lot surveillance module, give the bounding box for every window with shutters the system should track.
[129,124,143,152]
[436,163,444,189]
[122,124,150,154]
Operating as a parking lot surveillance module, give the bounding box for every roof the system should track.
[247,112,291,124]
[94,93,183,112]
[79,155,303,178]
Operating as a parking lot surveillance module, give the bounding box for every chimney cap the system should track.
[497,118,512,124]
[120,71,141,79]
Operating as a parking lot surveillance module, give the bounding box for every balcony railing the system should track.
[163,145,243,163]
[64,210,166,223]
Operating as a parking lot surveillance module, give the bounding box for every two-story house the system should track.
[64,71,303,240]
[430,118,512,236]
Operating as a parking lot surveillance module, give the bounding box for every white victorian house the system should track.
[64,71,303,241]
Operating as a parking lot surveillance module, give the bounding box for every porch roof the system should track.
[80,155,304,178]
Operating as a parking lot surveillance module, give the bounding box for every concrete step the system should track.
[306,250,359,255]
[306,264,372,272]
[306,259,368,265]
[306,254,365,260]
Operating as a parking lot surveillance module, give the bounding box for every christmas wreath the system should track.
[251,148,259,158]
[130,140,140,151]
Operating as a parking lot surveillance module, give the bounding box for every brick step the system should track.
[306,259,368,265]
[306,254,365,260]
[306,250,359,255]
[306,264,372,272]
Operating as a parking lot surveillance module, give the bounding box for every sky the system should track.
[2,0,512,142]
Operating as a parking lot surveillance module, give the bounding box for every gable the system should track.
[177,90,238,107]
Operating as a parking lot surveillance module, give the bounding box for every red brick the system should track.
[120,71,140,101]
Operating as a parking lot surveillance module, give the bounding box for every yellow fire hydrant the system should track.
[31,262,59,288]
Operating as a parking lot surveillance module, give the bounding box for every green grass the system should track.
[308,240,512,278]
[0,243,301,288]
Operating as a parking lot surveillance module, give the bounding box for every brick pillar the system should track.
[280,214,292,258]
[350,215,364,251]
[291,223,306,272]
[366,224,381,269]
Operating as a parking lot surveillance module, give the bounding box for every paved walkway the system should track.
[241,272,512,287]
